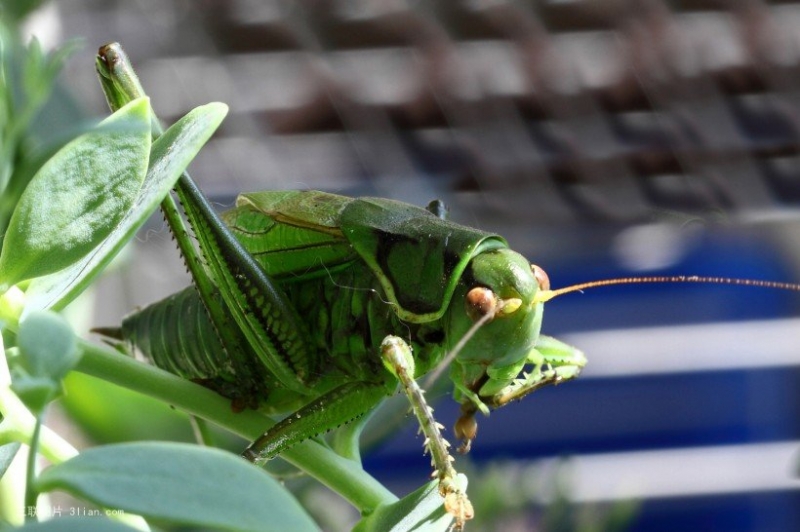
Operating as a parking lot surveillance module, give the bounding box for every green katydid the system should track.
[94,43,800,530]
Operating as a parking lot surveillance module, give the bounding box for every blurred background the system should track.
[9,0,800,530]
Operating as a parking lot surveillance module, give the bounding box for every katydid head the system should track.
[447,248,547,386]
[444,249,588,452]
[446,256,800,453]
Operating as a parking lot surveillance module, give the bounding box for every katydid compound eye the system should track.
[531,264,550,291]
[465,287,497,321]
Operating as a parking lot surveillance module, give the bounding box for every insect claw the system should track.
[443,486,474,532]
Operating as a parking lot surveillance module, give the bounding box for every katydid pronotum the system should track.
[95,43,800,530]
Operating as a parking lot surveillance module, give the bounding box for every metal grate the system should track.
[54,0,800,229]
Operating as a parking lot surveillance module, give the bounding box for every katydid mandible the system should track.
[95,43,800,530]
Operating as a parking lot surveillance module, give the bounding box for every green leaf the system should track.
[353,477,457,532]
[0,442,21,478]
[11,518,138,532]
[22,102,228,315]
[9,376,57,414]
[0,1,49,23]
[35,442,320,532]
[0,98,151,291]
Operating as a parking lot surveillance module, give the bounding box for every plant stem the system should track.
[75,338,397,513]
[0,309,78,466]
[188,416,216,447]
[23,415,41,522]
[0,285,24,329]
[0,386,77,464]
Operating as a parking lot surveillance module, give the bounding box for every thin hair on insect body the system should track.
[320,261,401,310]
[319,261,414,341]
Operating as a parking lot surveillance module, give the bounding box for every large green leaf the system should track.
[0,98,151,292]
[22,102,228,315]
[36,442,320,532]
[353,477,459,532]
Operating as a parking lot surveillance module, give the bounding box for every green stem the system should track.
[0,285,24,329]
[75,339,396,513]
[23,415,41,522]
[188,416,216,447]
[0,386,78,464]
[0,292,79,466]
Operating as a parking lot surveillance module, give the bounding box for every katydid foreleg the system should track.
[453,334,585,453]
[240,335,475,530]
[379,336,474,530]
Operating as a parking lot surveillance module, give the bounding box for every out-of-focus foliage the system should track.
[0,1,49,24]
[0,5,82,236]
[463,459,639,532]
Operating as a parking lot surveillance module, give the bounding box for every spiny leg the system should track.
[97,44,316,395]
[380,336,474,530]
[242,382,388,465]
[492,335,586,406]
[455,334,586,454]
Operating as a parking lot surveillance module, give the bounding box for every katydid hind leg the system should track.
[171,178,318,394]
[98,43,318,395]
